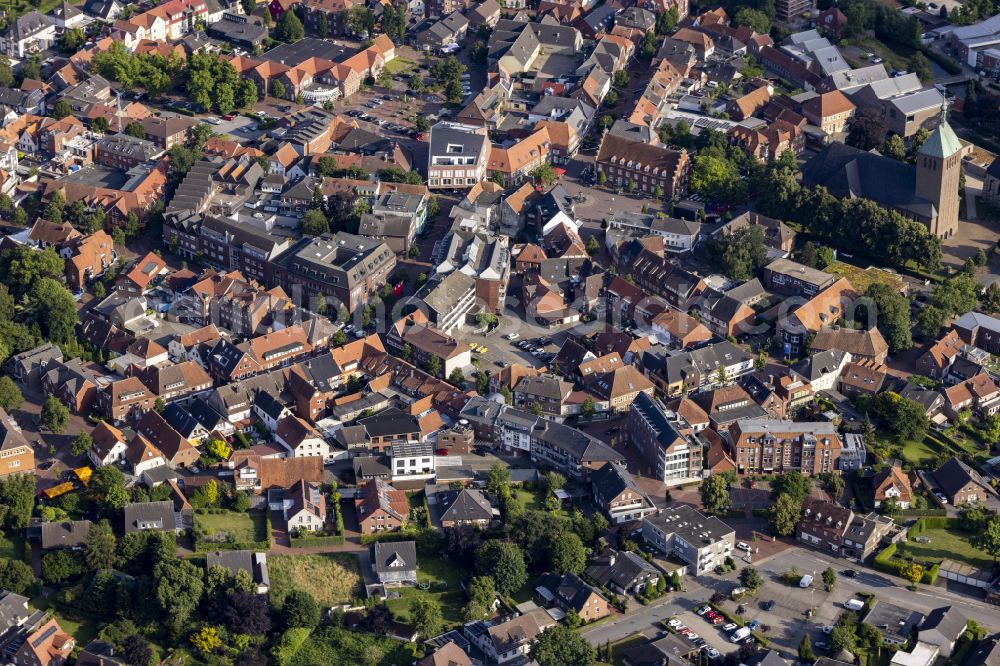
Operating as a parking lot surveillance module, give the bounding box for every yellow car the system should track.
[468,342,477,349]
[479,346,489,354]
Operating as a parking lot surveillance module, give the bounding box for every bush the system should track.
[922,562,940,585]
[290,534,346,548]
[920,47,961,75]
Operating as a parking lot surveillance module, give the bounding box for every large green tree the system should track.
[859,283,913,353]
[85,520,118,570]
[530,625,596,666]
[699,474,731,514]
[709,226,768,281]
[476,541,527,596]
[768,493,801,536]
[548,531,587,575]
[154,558,205,637]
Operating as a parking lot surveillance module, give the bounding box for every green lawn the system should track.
[195,511,267,545]
[269,553,363,610]
[29,595,97,646]
[385,555,469,628]
[384,58,414,75]
[512,486,572,520]
[896,436,940,466]
[895,528,994,570]
[603,636,647,666]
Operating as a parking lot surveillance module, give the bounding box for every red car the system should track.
[223,114,235,121]
[435,448,449,455]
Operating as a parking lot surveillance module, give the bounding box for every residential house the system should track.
[585,549,660,595]
[438,487,496,529]
[933,457,996,505]
[917,607,968,658]
[354,478,408,534]
[810,326,889,364]
[802,90,856,135]
[275,416,332,461]
[873,462,912,509]
[838,359,888,398]
[790,349,852,392]
[538,572,610,622]
[591,462,656,524]
[953,311,1000,356]
[2,11,56,58]
[943,373,1000,418]
[641,505,735,575]
[650,310,713,349]
[96,376,156,424]
[916,329,963,379]
[372,540,418,586]
[8,617,74,666]
[282,479,326,533]
[0,408,35,478]
[123,500,177,533]
[513,376,573,418]
[205,550,270,594]
[233,455,324,494]
[469,609,555,664]
[8,343,63,390]
[88,421,129,467]
[65,230,118,290]
[134,411,200,469]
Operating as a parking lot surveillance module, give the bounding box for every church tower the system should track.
[915,103,963,239]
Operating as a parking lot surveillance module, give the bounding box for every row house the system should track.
[529,420,625,480]
[486,127,551,187]
[728,418,842,475]
[64,230,118,291]
[640,341,754,398]
[131,360,213,403]
[97,376,156,424]
[728,118,805,163]
[943,373,1000,419]
[624,249,707,312]
[208,325,314,382]
[145,0,208,40]
[42,358,110,415]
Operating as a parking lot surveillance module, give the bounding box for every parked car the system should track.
[823,626,834,635]
[722,623,737,633]
[705,647,720,660]
[815,641,831,651]
[761,600,775,611]
[841,569,857,578]
[697,606,710,616]
[747,620,760,631]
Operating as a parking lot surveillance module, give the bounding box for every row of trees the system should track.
[91,43,258,114]
[758,167,942,271]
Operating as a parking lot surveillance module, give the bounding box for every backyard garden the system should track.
[269,553,364,610]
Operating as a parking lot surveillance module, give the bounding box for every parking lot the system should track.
[665,605,753,660]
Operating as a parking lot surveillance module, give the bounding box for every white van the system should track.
[844,599,865,611]
[799,574,813,588]
[730,627,751,643]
